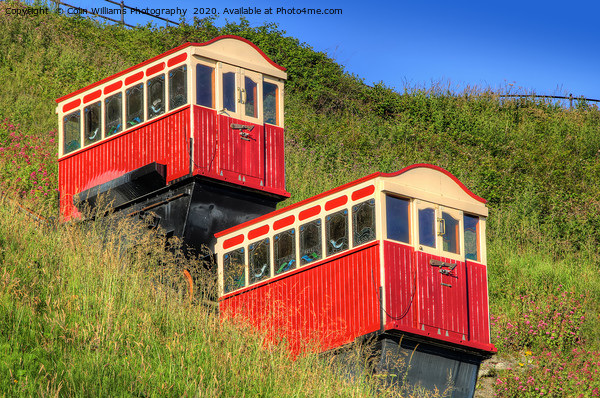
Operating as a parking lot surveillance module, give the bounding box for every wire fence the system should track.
[51,0,182,28]
[498,94,600,108]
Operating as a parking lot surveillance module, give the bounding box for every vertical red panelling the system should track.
[217,115,263,180]
[59,108,191,218]
[415,252,468,339]
[265,124,285,191]
[192,106,218,175]
[467,262,491,345]
[416,251,438,331]
[219,244,381,356]
[384,241,415,330]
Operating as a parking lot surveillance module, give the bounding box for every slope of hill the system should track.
[2,1,600,396]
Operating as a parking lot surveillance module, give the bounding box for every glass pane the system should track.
[326,209,349,256]
[464,215,479,261]
[418,207,436,248]
[353,199,376,246]
[63,111,81,154]
[386,196,410,243]
[274,229,296,275]
[105,93,122,137]
[126,83,144,127]
[222,72,236,112]
[169,65,188,109]
[244,76,257,118]
[263,82,278,125]
[442,211,460,254]
[300,219,322,265]
[249,238,270,284]
[223,248,245,294]
[195,64,212,108]
[84,102,101,146]
[147,74,165,119]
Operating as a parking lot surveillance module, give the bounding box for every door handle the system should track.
[437,218,445,236]
[430,259,457,271]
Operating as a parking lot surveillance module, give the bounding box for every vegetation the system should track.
[1,0,600,396]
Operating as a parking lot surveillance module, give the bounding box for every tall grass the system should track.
[0,200,374,396]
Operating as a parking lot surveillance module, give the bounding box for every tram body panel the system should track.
[219,242,382,354]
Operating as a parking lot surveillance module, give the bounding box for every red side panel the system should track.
[467,261,491,345]
[265,124,286,193]
[219,243,381,355]
[192,106,218,174]
[384,241,416,330]
[58,108,191,219]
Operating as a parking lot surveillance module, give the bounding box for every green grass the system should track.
[0,201,376,397]
[2,1,600,395]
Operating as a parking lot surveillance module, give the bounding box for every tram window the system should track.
[105,93,122,137]
[148,74,165,119]
[244,76,258,118]
[353,199,376,246]
[63,111,81,154]
[84,101,101,146]
[441,211,460,254]
[195,64,212,108]
[263,82,278,125]
[274,229,296,275]
[222,72,236,112]
[223,248,245,294]
[300,219,322,265]
[249,238,270,285]
[418,207,436,248]
[326,209,349,256]
[126,83,144,127]
[169,65,188,110]
[464,214,480,261]
[386,196,410,243]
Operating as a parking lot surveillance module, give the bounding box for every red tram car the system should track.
[56,36,289,252]
[216,164,497,397]
[56,37,496,396]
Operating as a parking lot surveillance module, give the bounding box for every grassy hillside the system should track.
[2,1,600,396]
[0,199,390,396]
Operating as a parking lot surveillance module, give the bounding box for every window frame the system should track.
[414,200,465,261]
[325,208,349,256]
[104,92,123,138]
[147,73,166,120]
[352,199,376,247]
[262,76,284,127]
[216,62,263,124]
[248,237,271,285]
[193,61,214,109]
[274,228,297,275]
[385,194,411,244]
[223,247,246,294]
[62,110,82,155]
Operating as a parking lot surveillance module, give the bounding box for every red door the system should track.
[218,115,264,181]
[415,201,469,340]
[217,64,264,185]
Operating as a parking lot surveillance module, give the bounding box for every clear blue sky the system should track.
[66,0,600,100]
